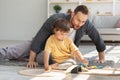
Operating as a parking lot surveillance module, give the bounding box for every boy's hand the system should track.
[50,63,58,70]
[45,63,58,71]
[45,66,52,71]
[81,58,88,65]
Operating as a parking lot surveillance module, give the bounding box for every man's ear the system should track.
[71,12,75,18]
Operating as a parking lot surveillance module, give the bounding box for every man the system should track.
[27,5,106,68]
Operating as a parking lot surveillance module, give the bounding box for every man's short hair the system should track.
[74,5,89,15]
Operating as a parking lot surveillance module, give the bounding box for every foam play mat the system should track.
[18,68,66,77]
[19,68,120,77]
[78,68,120,76]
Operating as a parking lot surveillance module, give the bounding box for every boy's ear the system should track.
[53,28,56,33]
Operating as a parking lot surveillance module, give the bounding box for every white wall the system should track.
[0,0,47,40]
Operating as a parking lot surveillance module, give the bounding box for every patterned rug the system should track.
[0,59,27,66]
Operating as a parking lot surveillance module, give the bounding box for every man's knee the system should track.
[36,52,54,65]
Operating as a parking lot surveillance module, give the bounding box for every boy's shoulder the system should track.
[65,37,73,42]
[46,35,54,42]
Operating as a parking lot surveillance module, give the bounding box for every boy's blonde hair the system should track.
[52,18,70,33]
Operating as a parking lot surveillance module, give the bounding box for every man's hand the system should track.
[27,50,38,68]
[27,61,38,68]
[97,51,105,63]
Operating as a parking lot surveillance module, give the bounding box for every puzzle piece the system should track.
[78,62,104,70]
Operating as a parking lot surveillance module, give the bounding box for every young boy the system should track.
[44,19,88,71]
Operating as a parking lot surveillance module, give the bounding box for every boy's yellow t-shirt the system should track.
[44,35,78,63]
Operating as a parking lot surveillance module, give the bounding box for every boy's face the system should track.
[54,30,68,41]
[71,12,88,30]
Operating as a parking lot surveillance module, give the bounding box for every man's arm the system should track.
[27,14,70,68]
[85,19,106,62]
[27,24,53,68]
[27,16,56,68]
[98,51,105,63]
[27,50,38,68]
[75,19,106,62]
[30,13,68,54]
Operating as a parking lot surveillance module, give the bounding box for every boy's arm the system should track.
[68,38,88,65]
[44,51,51,70]
[73,50,88,65]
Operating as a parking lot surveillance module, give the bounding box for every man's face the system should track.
[71,12,88,30]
